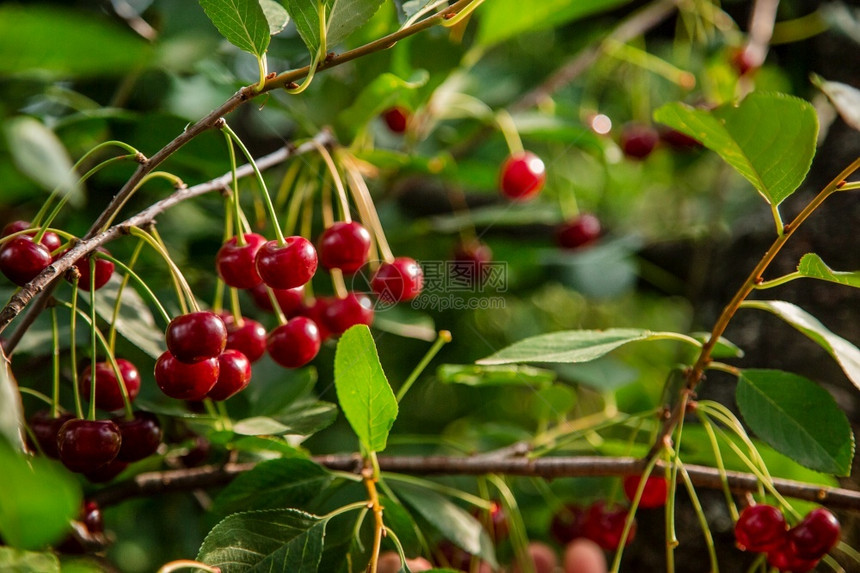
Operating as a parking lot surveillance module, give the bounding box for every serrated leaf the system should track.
[743,300,860,388]
[93,275,163,359]
[260,0,290,35]
[0,548,60,573]
[4,117,83,207]
[198,509,326,572]
[737,369,854,475]
[796,253,860,288]
[654,93,818,206]
[0,347,25,451]
[328,0,385,46]
[199,0,271,57]
[210,458,331,517]
[477,328,653,365]
[284,0,323,52]
[339,71,428,137]
[814,76,860,132]
[233,400,338,436]
[437,364,556,387]
[395,483,497,567]
[334,325,398,452]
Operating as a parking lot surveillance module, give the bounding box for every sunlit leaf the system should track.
[260,0,290,35]
[437,364,556,387]
[477,329,653,365]
[813,75,860,132]
[232,400,338,436]
[796,253,860,288]
[199,0,271,57]
[328,0,386,46]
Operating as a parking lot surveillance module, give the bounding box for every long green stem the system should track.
[223,129,247,246]
[396,331,452,402]
[50,307,61,418]
[678,464,719,572]
[129,226,195,314]
[697,411,738,521]
[610,453,662,573]
[69,281,84,419]
[384,473,492,509]
[88,261,98,421]
[98,251,171,325]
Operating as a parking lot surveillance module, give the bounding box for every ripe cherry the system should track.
[317,221,372,274]
[735,504,787,553]
[550,504,586,544]
[208,349,252,401]
[71,247,115,291]
[82,501,104,534]
[371,257,423,303]
[500,151,546,201]
[216,233,266,289]
[555,214,601,250]
[255,236,318,290]
[620,123,659,160]
[249,283,305,317]
[28,410,74,458]
[166,311,227,363]
[0,236,53,286]
[57,418,122,473]
[154,351,220,400]
[766,539,818,573]
[2,220,62,253]
[322,292,374,335]
[623,475,668,509]
[179,435,211,467]
[581,501,636,551]
[788,508,840,560]
[382,106,410,134]
[222,315,267,362]
[80,359,141,412]
[451,240,492,288]
[299,297,333,341]
[660,127,702,150]
[114,411,162,462]
[267,317,321,368]
[731,46,758,76]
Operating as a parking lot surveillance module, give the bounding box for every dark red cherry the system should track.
[299,297,333,341]
[371,257,423,303]
[582,501,636,551]
[80,359,141,412]
[72,247,114,291]
[474,500,509,541]
[788,508,840,560]
[556,214,601,249]
[179,435,211,467]
[114,411,162,462]
[216,233,266,289]
[766,539,818,573]
[267,317,321,368]
[620,123,659,160]
[82,501,104,534]
[735,504,787,553]
[56,418,122,473]
[623,475,668,509]
[255,237,318,290]
[731,45,758,76]
[451,240,492,288]
[154,351,220,400]
[166,311,227,363]
[1,221,62,253]
[382,106,410,134]
[28,410,74,458]
[322,292,374,335]
[249,283,305,317]
[550,504,586,544]
[317,221,372,274]
[222,315,267,362]
[660,127,702,150]
[208,349,252,401]
[499,151,546,201]
[0,236,53,286]
[83,458,129,483]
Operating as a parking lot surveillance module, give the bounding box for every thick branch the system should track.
[91,454,860,511]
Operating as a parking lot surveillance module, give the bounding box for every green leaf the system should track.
[4,117,83,207]
[796,253,860,288]
[210,458,331,517]
[0,444,81,550]
[198,509,326,572]
[653,93,818,206]
[0,347,25,451]
[437,364,556,387]
[478,0,631,46]
[813,75,860,132]
[396,484,497,567]
[743,300,860,388]
[93,276,163,359]
[737,369,854,476]
[199,0,271,57]
[334,325,398,452]
[554,358,639,392]
[0,5,150,77]
[284,0,323,52]
[0,548,59,573]
[339,71,428,137]
[328,0,386,46]
[260,0,290,35]
[233,400,338,436]
[379,497,421,557]
[244,361,317,418]
[477,328,653,365]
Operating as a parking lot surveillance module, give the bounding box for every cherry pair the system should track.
[216,233,317,291]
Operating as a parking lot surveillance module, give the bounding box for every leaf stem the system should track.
[396,330,452,402]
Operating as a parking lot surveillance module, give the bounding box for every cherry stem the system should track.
[274,159,303,212]
[106,240,143,352]
[330,268,348,299]
[222,130,247,247]
[50,306,61,418]
[283,165,315,236]
[488,474,535,573]
[88,260,99,421]
[610,453,661,573]
[156,560,221,573]
[697,412,739,521]
[312,140,352,223]
[101,170,186,233]
[18,387,54,408]
[69,278,84,420]
[98,250,171,327]
[264,287,288,326]
[129,226,196,314]
[494,108,524,156]
[229,287,243,324]
[395,330,452,402]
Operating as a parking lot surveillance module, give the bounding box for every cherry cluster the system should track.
[734,504,841,572]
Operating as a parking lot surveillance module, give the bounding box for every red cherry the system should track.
[476,500,508,541]
[317,221,372,274]
[80,359,141,412]
[56,418,122,473]
[267,317,321,368]
[550,504,586,544]
[735,504,787,553]
[82,501,104,534]
[788,508,841,560]
[322,292,374,335]
[299,297,333,341]
[371,257,424,303]
[83,458,129,483]
[154,351,220,400]
[623,475,668,509]
[582,501,636,551]
[731,46,758,76]
[1,220,62,253]
[451,240,492,288]
[620,123,659,160]
[382,106,410,133]
[208,349,252,401]
[660,127,702,150]
[27,410,74,458]
[499,151,546,201]
[255,237,318,290]
[556,214,601,249]
[166,311,227,363]
[71,247,114,291]
[766,539,819,573]
[216,233,266,289]
[179,435,211,467]
[222,315,267,362]
[113,411,162,462]
[248,283,305,316]
[0,236,53,286]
